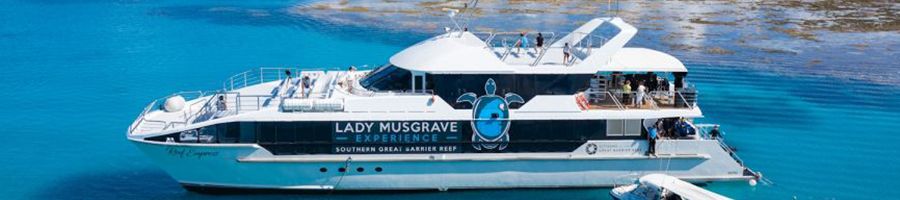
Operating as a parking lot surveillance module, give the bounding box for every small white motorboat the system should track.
[610,174,732,200]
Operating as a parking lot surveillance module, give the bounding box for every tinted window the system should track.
[258,122,277,143]
[239,122,256,143]
[360,64,412,92]
[276,123,295,143]
[216,124,232,143]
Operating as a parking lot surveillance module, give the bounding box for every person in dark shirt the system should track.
[216,95,227,111]
[534,33,544,53]
[709,125,721,139]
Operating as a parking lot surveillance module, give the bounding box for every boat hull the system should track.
[130,139,750,192]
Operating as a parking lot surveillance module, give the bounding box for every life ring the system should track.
[575,92,590,110]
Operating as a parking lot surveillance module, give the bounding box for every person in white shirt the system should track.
[636,81,647,108]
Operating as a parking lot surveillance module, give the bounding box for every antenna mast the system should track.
[459,0,479,30]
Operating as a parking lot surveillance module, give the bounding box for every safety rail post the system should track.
[676,90,695,110]
[644,95,659,110]
[606,91,624,110]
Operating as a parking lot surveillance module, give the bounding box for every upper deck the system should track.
[128,66,701,136]
[127,18,701,136]
[387,17,686,75]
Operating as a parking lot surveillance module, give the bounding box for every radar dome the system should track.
[163,95,186,112]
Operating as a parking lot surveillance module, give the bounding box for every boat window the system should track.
[258,122,277,143]
[276,123,296,143]
[199,126,217,143]
[239,122,256,143]
[359,64,413,92]
[216,123,239,143]
[606,119,641,137]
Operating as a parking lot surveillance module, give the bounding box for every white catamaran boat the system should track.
[127,17,760,192]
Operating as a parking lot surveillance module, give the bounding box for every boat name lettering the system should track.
[593,142,643,154]
[165,147,219,159]
[334,121,458,133]
[332,121,463,154]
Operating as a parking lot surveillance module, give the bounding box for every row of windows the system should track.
[179,122,333,144]
[359,65,594,108]
[148,120,640,155]
[431,74,593,109]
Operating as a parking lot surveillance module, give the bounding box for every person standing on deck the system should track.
[284,69,293,86]
[300,75,311,98]
[622,80,632,107]
[647,123,658,156]
[216,95,227,111]
[514,32,528,54]
[660,120,669,139]
[709,125,721,139]
[534,33,544,53]
[636,81,647,108]
[563,43,571,65]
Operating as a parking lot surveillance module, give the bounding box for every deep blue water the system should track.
[2,0,899,199]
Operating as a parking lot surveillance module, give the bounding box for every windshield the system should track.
[359,64,412,92]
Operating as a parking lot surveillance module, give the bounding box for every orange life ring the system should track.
[575,93,590,110]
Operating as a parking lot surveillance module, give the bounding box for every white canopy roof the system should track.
[640,174,732,200]
[389,18,687,74]
[389,32,511,74]
[604,48,687,72]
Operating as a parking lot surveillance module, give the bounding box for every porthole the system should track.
[338,167,346,173]
[375,167,383,172]
[356,167,364,172]
[319,167,327,173]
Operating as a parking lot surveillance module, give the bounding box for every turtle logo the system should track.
[457,78,524,150]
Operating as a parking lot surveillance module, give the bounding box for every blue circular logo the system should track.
[456,78,524,150]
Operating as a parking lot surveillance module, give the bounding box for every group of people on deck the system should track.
[283,70,313,98]
[615,72,667,108]
[511,32,575,65]
[645,118,700,156]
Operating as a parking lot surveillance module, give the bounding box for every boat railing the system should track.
[128,99,159,134]
[567,32,609,66]
[128,90,211,134]
[131,66,384,134]
[223,67,300,91]
[531,32,559,66]
[585,87,695,110]
[606,91,625,110]
[475,30,609,66]
[675,89,697,110]
[695,123,744,164]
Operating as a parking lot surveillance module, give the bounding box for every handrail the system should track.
[605,91,624,110]
[500,38,514,61]
[676,90,695,110]
[643,93,659,110]
[531,32,558,66]
[223,67,300,91]
[131,65,382,134]
[128,99,158,134]
[129,90,209,134]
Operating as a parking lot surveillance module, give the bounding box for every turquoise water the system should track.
[2,0,898,199]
